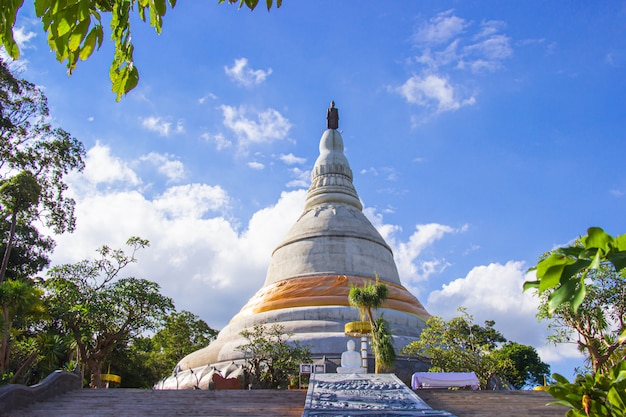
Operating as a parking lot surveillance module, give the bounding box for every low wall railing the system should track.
[0,370,82,414]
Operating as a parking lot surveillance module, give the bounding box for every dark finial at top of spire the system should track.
[326,101,339,130]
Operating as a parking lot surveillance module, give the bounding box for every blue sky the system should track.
[6,1,626,380]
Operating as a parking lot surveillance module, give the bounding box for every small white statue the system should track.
[337,339,365,373]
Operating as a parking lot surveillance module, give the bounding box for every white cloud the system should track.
[393,223,462,282]
[153,184,230,219]
[220,105,291,149]
[279,153,306,165]
[399,11,513,118]
[201,132,232,150]
[142,116,172,137]
[225,58,273,87]
[198,93,218,104]
[286,167,310,188]
[247,161,265,170]
[462,34,512,72]
[175,120,185,134]
[474,19,506,40]
[360,166,399,181]
[413,10,467,46]
[412,12,512,73]
[397,74,476,112]
[364,211,464,289]
[78,142,141,188]
[139,152,186,183]
[51,144,581,371]
[14,26,37,49]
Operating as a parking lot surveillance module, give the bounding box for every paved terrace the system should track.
[3,388,567,417]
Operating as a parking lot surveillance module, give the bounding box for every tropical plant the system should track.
[348,276,394,373]
[548,362,626,417]
[371,315,395,372]
[524,227,626,416]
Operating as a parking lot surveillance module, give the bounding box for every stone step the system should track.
[4,389,307,417]
[416,390,568,417]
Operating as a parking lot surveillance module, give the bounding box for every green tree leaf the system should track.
[68,18,90,52]
[583,227,615,255]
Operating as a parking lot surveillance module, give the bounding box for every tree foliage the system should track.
[43,237,174,388]
[0,221,54,282]
[106,311,217,388]
[0,0,281,100]
[0,59,85,234]
[0,170,41,285]
[0,60,84,386]
[402,308,549,389]
[152,310,217,371]
[101,310,217,388]
[237,323,310,389]
[498,342,550,389]
[525,227,626,416]
[0,278,46,377]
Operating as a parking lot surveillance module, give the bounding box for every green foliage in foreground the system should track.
[547,362,626,417]
[525,227,626,416]
[524,227,626,314]
[0,0,282,100]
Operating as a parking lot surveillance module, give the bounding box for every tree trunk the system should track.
[0,211,17,285]
[0,211,17,374]
[88,358,103,388]
[10,349,38,384]
[366,309,379,374]
[0,303,10,373]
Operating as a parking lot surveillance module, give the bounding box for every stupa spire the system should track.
[305,102,362,210]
